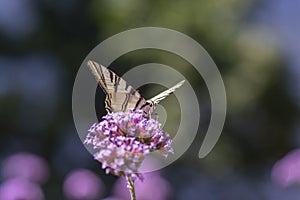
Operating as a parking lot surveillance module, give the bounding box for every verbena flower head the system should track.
[84,109,173,180]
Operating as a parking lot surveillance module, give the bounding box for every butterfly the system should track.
[87,60,185,118]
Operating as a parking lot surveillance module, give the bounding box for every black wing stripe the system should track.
[87,61,108,91]
[105,94,112,113]
[125,82,130,91]
[114,76,121,92]
[109,70,114,83]
[140,101,150,109]
[133,95,143,111]
[97,63,108,91]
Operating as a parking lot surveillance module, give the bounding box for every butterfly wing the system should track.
[149,80,185,104]
[139,80,185,118]
[87,60,147,113]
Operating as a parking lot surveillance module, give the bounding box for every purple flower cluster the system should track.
[84,110,173,180]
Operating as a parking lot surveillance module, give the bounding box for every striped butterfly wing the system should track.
[137,80,186,118]
[149,80,185,104]
[87,60,147,114]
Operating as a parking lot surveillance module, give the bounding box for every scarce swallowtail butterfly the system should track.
[87,60,185,118]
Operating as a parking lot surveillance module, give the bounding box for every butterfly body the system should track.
[87,60,184,118]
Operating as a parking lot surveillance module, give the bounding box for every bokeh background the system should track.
[1,0,300,199]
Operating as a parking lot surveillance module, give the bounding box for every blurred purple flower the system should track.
[272,149,300,187]
[0,178,44,200]
[1,152,49,184]
[113,172,172,200]
[63,169,104,200]
[84,110,173,180]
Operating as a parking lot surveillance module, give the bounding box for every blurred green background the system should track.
[0,0,300,199]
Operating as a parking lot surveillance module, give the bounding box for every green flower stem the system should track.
[126,176,136,200]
